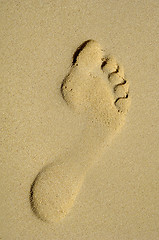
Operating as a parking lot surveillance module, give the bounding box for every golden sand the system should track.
[0,0,159,239]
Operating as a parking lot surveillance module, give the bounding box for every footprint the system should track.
[30,40,130,223]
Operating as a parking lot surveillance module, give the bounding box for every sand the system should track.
[0,0,159,239]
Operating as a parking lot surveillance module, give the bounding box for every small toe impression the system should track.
[101,56,118,74]
[73,40,103,70]
[115,96,130,113]
[108,73,124,87]
[114,81,129,98]
[102,57,125,80]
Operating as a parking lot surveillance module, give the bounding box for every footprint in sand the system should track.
[30,40,130,223]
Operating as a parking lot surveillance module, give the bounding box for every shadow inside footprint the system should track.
[72,39,92,65]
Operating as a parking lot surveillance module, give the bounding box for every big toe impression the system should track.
[73,40,103,70]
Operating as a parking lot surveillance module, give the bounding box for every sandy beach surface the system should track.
[0,0,159,239]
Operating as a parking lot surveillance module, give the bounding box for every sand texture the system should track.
[0,0,159,239]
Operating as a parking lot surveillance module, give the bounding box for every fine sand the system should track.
[0,0,159,240]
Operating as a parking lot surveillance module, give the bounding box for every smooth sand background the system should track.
[0,0,159,239]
